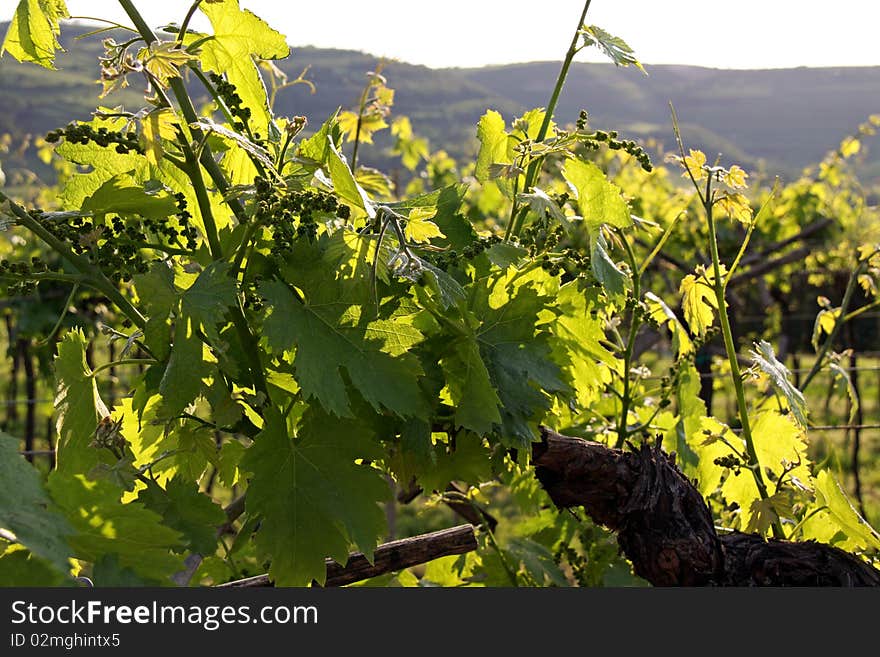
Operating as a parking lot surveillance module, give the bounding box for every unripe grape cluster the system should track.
[576,111,653,172]
[45,122,144,155]
[28,192,198,283]
[209,72,253,135]
[253,177,350,256]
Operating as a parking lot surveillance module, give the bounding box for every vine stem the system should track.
[615,232,642,448]
[505,0,592,241]
[119,0,270,402]
[1,192,147,330]
[703,177,784,539]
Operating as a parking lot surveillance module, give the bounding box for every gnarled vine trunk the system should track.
[532,428,880,586]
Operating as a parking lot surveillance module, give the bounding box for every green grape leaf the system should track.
[580,24,646,74]
[180,262,237,339]
[298,109,342,164]
[217,439,246,487]
[749,340,808,426]
[134,262,177,319]
[54,329,109,475]
[137,477,225,555]
[475,110,510,184]
[563,159,631,295]
[590,231,628,297]
[159,315,211,418]
[197,0,289,134]
[645,291,694,358]
[386,185,472,253]
[0,433,72,574]
[81,172,178,220]
[442,269,567,447]
[260,266,425,418]
[241,409,387,586]
[419,433,494,493]
[721,411,811,534]
[804,471,880,551]
[441,340,502,435]
[404,207,445,243]
[518,187,571,229]
[563,159,631,231]
[680,271,717,337]
[47,473,184,582]
[117,396,216,485]
[1,0,69,69]
[553,282,618,408]
[326,138,375,218]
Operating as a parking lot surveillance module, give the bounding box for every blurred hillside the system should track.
[1,23,878,183]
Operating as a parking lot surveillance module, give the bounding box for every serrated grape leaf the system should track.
[54,329,109,475]
[1,0,68,69]
[159,315,211,418]
[90,554,158,586]
[506,537,569,587]
[241,409,387,586]
[475,110,510,183]
[418,261,467,310]
[441,340,502,435]
[680,272,717,337]
[260,280,422,417]
[749,340,808,426]
[386,184,472,249]
[803,471,880,551]
[721,411,811,534]
[47,473,184,582]
[419,433,494,493]
[0,433,72,574]
[390,418,436,488]
[355,165,394,198]
[591,231,628,297]
[404,207,445,243]
[338,109,387,144]
[196,0,289,134]
[134,261,177,319]
[829,361,859,425]
[563,159,631,231]
[563,159,631,295]
[180,261,236,342]
[580,24,646,74]
[443,269,567,447]
[260,259,426,418]
[553,282,618,408]
[140,107,179,165]
[218,439,246,487]
[137,477,225,555]
[518,187,571,229]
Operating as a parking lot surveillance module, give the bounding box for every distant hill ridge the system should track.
[1,22,878,181]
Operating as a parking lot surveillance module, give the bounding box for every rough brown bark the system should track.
[218,524,478,588]
[532,428,880,586]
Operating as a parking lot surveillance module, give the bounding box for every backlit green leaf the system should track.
[47,473,184,582]
[241,409,387,585]
[1,0,68,69]
[54,329,109,475]
[0,433,72,574]
[197,0,289,134]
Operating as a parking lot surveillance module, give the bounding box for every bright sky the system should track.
[2,0,879,69]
